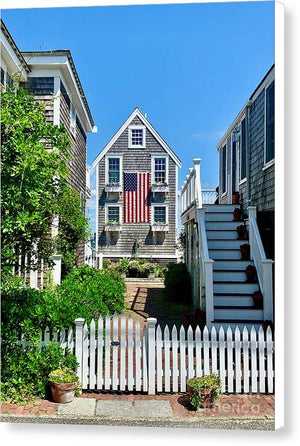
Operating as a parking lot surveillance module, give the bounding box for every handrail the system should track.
[198,208,214,328]
[181,159,202,214]
[248,207,273,322]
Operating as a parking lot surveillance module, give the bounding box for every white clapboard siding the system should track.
[18,315,274,395]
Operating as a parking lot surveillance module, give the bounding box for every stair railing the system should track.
[248,206,274,322]
[197,208,214,328]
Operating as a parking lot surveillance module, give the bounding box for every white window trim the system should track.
[239,116,247,182]
[105,203,122,224]
[151,154,169,185]
[105,155,123,186]
[264,79,275,166]
[70,103,76,136]
[128,125,146,149]
[221,144,227,195]
[151,204,168,225]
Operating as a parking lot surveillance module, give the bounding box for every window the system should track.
[108,158,120,184]
[6,74,13,89]
[70,103,76,135]
[265,82,275,163]
[154,158,167,183]
[240,118,246,180]
[1,68,5,86]
[107,206,120,223]
[221,145,226,194]
[129,125,145,148]
[154,206,166,224]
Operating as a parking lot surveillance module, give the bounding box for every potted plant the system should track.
[245,265,257,282]
[232,191,240,204]
[233,207,242,221]
[49,368,80,404]
[240,243,250,260]
[236,224,247,240]
[252,290,263,308]
[187,374,221,409]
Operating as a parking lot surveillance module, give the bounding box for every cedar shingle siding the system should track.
[97,115,178,262]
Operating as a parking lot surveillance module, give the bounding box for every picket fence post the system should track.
[147,317,157,395]
[75,318,85,383]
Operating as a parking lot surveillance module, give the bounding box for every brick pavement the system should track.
[1,393,274,420]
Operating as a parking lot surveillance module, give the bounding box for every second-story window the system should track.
[240,118,246,180]
[265,82,275,163]
[221,145,226,194]
[1,68,5,86]
[70,103,76,136]
[154,158,167,183]
[108,158,120,184]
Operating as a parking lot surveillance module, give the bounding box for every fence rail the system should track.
[21,314,275,395]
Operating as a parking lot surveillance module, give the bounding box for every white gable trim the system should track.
[92,108,182,168]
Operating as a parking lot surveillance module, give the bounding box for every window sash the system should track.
[221,145,226,193]
[154,158,166,183]
[108,158,120,183]
[107,206,120,223]
[266,82,275,163]
[240,119,246,180]
[154,207,166,223]
[131,129,143,146]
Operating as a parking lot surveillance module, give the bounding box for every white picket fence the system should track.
[29,313,274,395]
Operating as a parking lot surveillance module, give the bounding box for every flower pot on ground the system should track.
[236,224,247,240]
[240,243,250,260]
[186,374,221,410]
[232,191,240,204]
[245,265,257,282]
[252,290,263,308]
[233,207,242,221]
[49,368,80,404]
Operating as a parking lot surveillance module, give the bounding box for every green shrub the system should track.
[163,262,192,304]
[49,368,78,384]
[1,342,78,403]
[58,265,125,325]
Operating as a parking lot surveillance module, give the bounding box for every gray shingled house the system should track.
[217,64,274,259]
[93,108,181,264]
[1,20,96,285]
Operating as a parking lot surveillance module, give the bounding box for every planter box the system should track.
[151,185,169,193]
[105,224,122,232]
[105,185,122,193]
[151,224,169,232]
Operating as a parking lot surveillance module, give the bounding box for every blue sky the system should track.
[2,2,274,232]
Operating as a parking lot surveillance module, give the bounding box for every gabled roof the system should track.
[92,108,182,167]
[1,19,30,73]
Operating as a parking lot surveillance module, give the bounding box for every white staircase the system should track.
[204,204,263,330]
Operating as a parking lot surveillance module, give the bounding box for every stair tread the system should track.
[212,319,264,324]
[214,305,258,310]
[214,292,255,296]
[214,280,258,284]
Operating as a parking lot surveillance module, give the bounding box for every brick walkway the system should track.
[125,280,186,328]
[1,393,274,420]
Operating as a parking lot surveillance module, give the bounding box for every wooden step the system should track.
[214,308,264,320]
[214,282,259,294]
[213,260,254,270]
[205,213,237,222]
[208,239,246,250]
[213,270,250,282]
[209,249,242,260]
[206,230,237,240]
[214,294,255,307]
[203,204,238,213]
[205,221,243,230]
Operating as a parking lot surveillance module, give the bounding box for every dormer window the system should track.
[128,125,146,148]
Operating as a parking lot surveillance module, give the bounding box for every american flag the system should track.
[123,172,150,223]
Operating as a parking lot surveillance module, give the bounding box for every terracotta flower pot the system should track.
[236,224,247,240]
[233,208,242,221]
[252,290,263,309]
[245,265,257,282]
[240,243,250,260]
[49,381,78,403]
[187,383,214,409]
[232,192,240,204]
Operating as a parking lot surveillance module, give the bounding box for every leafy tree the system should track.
[1,86,89,275]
